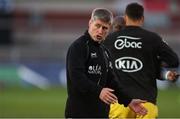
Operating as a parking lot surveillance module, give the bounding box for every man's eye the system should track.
[95,24,101,28]
[102,27,108,30]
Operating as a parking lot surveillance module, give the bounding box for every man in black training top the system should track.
[104,3,179,118]
[65,8,148,118]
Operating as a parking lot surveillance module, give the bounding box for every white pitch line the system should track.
[18,65,50,90]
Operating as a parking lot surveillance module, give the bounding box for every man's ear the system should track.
[141,16,144,23]
[89,19,92,27]
[124,15,128,23]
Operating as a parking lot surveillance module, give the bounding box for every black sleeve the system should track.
[106,69,132,107]
[157,37,179,68]
[102,46,132,106]
[103,47,131,106]
[67,42,103,97]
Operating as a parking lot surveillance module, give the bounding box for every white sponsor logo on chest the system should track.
[88,64,102,75]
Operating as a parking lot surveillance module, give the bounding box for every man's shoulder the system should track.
[69,34,87,50]
[104,32,118,45]
[107,31,119,38]
[141,28,162,39]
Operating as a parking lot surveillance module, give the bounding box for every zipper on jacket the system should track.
[96,45,109,86]
[97,78,101,85]
[100,45,109,72]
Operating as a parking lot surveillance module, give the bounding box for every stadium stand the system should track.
[0,0,179,87]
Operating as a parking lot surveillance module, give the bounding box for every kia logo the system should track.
[115,57,143,72]
[114,36,142,50]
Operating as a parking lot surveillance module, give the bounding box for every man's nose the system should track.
[98,27,103,34]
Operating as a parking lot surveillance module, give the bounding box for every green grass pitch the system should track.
[0,86,180,118]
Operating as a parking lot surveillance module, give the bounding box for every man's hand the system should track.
[99,88,118,105]
[167,71,179,82]
[128,99,147,116]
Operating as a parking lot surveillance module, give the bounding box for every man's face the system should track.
[88,19,111,43]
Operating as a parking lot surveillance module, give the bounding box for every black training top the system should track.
[104,26,179,104]
[65,31,131,118]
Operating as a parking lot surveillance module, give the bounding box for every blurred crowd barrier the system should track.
[0,0,180,89]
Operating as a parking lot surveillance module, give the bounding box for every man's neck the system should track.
[125,16,143,27]
[126,21,141,27]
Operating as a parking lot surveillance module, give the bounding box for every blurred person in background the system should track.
[112,15,126,32]
[104,3,179,119]
[0,0,13,45]
[65,8,148,118]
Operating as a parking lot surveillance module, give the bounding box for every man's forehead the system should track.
[93,19,111,27]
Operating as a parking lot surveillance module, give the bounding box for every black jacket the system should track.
[65,31,131,118]
[104,26,179,104]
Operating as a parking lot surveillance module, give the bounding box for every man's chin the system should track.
[96,38,103,42]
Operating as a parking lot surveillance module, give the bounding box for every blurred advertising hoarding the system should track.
[0,62,66,89]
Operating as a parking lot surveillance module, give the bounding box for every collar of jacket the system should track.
[84,30,101,46]
[124,25,141,30]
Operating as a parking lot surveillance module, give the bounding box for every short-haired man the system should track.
[104,3,179,118]
[65,8,147,118]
